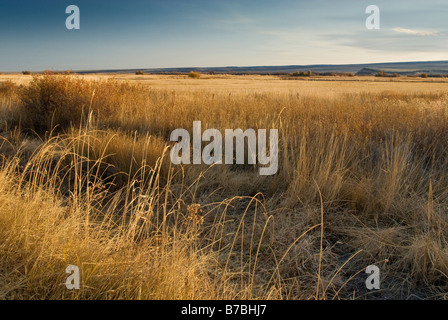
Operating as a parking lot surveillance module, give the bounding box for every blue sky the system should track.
[0,0,447,71]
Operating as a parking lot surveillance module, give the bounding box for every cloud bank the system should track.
[393,27,440,36]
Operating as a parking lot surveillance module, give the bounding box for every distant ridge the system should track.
[73,60,448,76]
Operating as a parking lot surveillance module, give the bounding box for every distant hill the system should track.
[76,60,448,76]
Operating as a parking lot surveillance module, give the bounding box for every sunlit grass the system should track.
[1,73,448,299]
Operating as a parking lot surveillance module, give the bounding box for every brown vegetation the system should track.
[1,74,448,299]
[188,71,201,79]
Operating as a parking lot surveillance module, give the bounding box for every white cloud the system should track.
[393,27,440,36]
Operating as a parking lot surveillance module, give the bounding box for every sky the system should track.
[0,0,447,71]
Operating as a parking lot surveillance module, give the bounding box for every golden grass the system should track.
[1,73,448,299]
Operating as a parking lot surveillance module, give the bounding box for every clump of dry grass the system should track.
[0,131,285,299]
[0,81,16,96]
[188,71,201,79]
[18,74,146,134]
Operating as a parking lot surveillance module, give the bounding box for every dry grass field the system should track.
[1,73,448,299]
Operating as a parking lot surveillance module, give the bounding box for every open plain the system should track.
[1,73,448,299]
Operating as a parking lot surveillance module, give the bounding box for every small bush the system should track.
[42,70,59,75]
[421,73,428,78]
[18,74,146,134]
[22,71,32,75]
[19,74,93,133]
[135,70,145,75]
[291,71,313,77]
[188,71,201,79]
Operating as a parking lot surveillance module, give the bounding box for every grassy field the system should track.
[1,73,448,299]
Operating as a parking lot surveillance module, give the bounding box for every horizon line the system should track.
[3,59,448,74]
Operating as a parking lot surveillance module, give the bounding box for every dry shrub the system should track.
[19,74,93,133]
[188,71,201,79]
[18,74,146,133]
